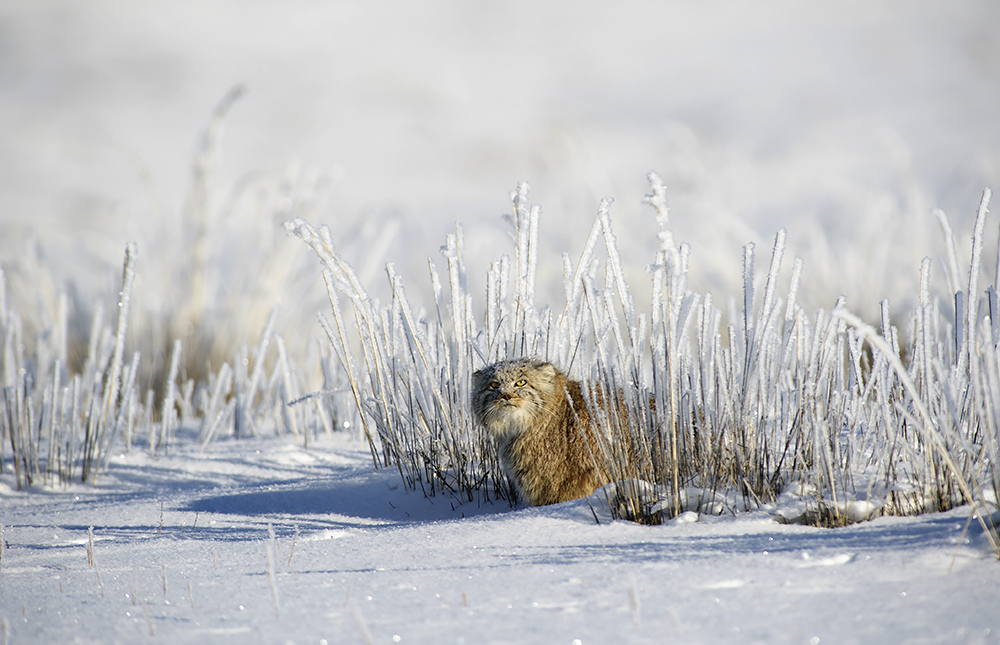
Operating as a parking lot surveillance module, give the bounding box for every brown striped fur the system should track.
[471,358,612,506]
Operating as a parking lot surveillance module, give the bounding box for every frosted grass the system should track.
[289,177,998,556]
[0,250,345,489]
[0,150,996,556]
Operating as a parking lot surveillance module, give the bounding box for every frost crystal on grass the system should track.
[1,171,997,556]
[282,178,998,548]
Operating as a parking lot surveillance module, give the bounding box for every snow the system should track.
[2,434,998,644]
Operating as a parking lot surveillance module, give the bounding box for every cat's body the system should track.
[471,358,611,506]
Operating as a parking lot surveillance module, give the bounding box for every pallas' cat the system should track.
[471,358,612,506]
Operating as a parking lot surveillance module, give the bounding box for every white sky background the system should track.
[2,0,999,322]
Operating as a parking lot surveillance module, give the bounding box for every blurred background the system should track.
[2,0,998,376]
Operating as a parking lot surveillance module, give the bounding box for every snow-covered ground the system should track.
[2,433,998,644]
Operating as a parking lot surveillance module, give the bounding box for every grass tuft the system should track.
[290,177,998,558]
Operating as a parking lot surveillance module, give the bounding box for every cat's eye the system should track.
[514,378,527,387]
[488,381,500,389]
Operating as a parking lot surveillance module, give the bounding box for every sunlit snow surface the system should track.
[1,433,998,644]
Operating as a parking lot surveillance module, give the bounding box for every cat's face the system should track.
[471,359,557,437]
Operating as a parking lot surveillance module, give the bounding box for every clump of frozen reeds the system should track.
[829,191,999,545]
[0,244,143,487]
[589,182,995,543]
[0,90,371,487]
[290,175,999,557]
[140,85,330,397]
[141,86,398,409]
[286,183,556,504]
[0,246,347,488]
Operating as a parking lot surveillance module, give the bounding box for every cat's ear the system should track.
[536,363,558,382]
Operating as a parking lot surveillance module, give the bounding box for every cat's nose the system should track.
[501,392,512,400]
